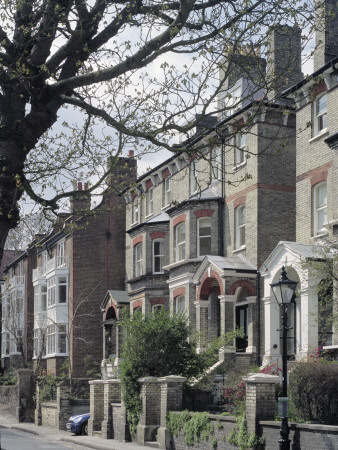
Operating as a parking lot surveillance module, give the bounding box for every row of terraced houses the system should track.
[1,0,338,377]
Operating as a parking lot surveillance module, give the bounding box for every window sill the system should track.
[145,213,154,219]
[232,246,246,254]
[232,161,247,171]
[308,128,329,143]
[131,221,139,227]
[310,230,329,241]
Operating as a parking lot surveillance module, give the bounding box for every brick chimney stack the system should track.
[267,25,303,103]
[314,0,338,71]
[70,181,91,214]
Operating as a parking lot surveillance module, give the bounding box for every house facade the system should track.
[1,155,136,376]
[102,25,304,370]
[261,0,338,364]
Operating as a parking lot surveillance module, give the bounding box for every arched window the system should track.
[175,223,185,261]
[235,205,246,248]
[152,304,164,313]
[198,217,211,256]
[134,243,143,277]
[313,181,327,236]
[153,239,164,273]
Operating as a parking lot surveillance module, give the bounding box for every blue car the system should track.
[66,413,90,435]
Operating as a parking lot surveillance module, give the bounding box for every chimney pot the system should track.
[128,150,134,158]
[78,182,82,191]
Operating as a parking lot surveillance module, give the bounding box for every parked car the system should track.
[66,413,90,435]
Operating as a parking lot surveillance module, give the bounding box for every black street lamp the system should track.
[270,266,298,450]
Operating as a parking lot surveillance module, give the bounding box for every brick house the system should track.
[1,155,136,376]
[102,25,303,371]
[261,0,338,364]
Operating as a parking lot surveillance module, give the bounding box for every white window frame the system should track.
[2,332,10,356]
[47,278,56,307]
[153,239,164,274]
[152,304,164,313]
[134,243,143,277]
[42,251,48,275]
[313,93,327,136]
[132,197,139,224]
[235,205,246,249]
[146,187,154,216]
[47,276,68,306]
[164,177,171,207]
[57,324,67,354]
[221,84,242,119]
[57,240,65,267]
[190,159,198,194]
[175,222,186,262]
[211,147,221,181]
[235,133,246,166]
[313,181,327,236]
[198,217,212,257]
[46,325,56,355]
[175,295,185,314]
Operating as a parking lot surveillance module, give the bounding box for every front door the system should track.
[236,305,248,352]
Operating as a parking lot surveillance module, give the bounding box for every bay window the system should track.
[153,239,164,273]
[198,217,212,256]
[175,222,185,261]
[134,243,143,277]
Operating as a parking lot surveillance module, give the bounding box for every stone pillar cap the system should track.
[138,376,160,383]
[158,375,187,383]
[243,373,279,384]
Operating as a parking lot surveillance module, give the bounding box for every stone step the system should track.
[92,431,102,437]
[145,441,158,448]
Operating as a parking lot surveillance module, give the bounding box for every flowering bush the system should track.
[221,380,246,414]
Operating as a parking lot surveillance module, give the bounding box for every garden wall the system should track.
[260,421,338,450]
[0,385,18,415]
[170,414,237,450]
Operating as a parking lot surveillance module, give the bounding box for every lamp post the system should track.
[270,266,298,450]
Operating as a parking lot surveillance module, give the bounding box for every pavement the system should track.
[0,412,154,450]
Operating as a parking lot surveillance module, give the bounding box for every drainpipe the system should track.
[256,271,261,366]
[216,129,226,257]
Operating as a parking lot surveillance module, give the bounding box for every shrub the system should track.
[0,369,17,386]
[289,360,338,424]
[166,411,214,446]
[221,380,246,414]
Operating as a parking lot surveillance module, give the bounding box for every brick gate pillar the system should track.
[244,373,279,435]
[101,379,121,439]
[35,383,42,426]
[136,377,161,445]
[157,375,186,449]
[56,382,72,430]
[88,380,104,435]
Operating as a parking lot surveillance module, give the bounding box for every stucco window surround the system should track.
[190,159,198,194]
[134,243,143,278]
[175,222,186,262]
[312,92,327,137]
[175,294,186,314]
[235,204,246,249]
[312,181,327,236]
[235,132,247,167]
[132,196,139,225]
[152,239,164,274]
[146,186,154,217]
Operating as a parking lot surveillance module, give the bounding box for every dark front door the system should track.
[236,305,248,352]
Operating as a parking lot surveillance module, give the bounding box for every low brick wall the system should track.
[170,413,237,450]
[0,385,18,416]
[41,401,58,428]
[260,421,338,450]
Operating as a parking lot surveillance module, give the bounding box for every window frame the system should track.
[146,187,154,216]
[313,93,327,136]
[175,295,185,314]
[175,222,186,262]
[235,133,246,166]
[152,304,164,313]
[134,243,143,278]
[153,239,164,274]
[313,181,327,236]
[235,205,246,249]
[164,177,171,207]
[197,217,212,257]
[132,196,139,224]
[211,147,222,181]
[190,159,198,194]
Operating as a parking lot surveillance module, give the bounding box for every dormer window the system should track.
[221,84,242,119]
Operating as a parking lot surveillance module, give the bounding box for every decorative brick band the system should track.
[149,297,166,307]
[133,235,143,246]
[173,287,186,298]
[310,171,328,187]
[145,179,153,190]
[149,231,167,240]
[228,280,255,296]
[296,161,332,184]
[226,183,295,203]
[132,299,143,310]
[193,209,215,219]
[162,168,170,179]
[233,196,246,209]
[197,270,223,300]
[173,214,186,227]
